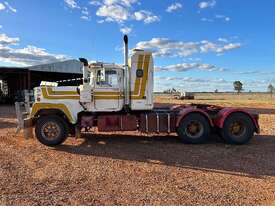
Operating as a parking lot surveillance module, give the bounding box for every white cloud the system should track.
[64,0,80,9]
[81,15,90,21]
[133,10,160,24]
[201,15,230,23]
[198,0,216,9]
[89,0,102,6]
[80,7,91,20]
[103,0,139,7]
[0,25,2,29]
[0,3,5,11]
[154,76,231,92]
[200,40,241,53]
[0,1,17,13]
[4,1,17,13]
[91,0,159,24]
[216,43,241,53]
[120,26,132,34]
[0,33,67,66]
[0,33,19,45]
[157,76,227,83]
[96,4,129,23]
[81,7,89,15]
[218,38,228,43]
[97,19,105,24]
[136,38,242,58]
[235,70,275,75]
[166,2,182,13]
[215,14,230,22]
[235,71,262,75]
[137,38,198,57]
[64,1,92,21]
[201,17,213,22]
[156,62,225,72]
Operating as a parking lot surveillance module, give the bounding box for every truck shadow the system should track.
[0,105,16,118]
[55,134,275,179]
[0,119,17,128]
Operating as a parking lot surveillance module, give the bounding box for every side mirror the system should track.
[136,69,143,78]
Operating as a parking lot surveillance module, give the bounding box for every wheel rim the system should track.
[41,121,61,140]
[229,121,246,138]
[185,121,204,139]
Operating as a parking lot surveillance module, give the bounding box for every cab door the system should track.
[93,69,121,111]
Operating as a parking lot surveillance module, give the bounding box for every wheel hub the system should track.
[41,122,60,140]
[229,121,246,137]
[185,121,204,138]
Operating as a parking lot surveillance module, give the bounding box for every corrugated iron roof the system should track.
[0,60,83,74]
[27,59,82,74]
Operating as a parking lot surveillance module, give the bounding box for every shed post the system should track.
[27,70,31,90]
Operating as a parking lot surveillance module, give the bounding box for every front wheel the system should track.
[177,113,210,144]
[220,113,255,145]
[35,115,69,147]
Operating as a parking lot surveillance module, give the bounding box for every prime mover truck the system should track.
[20,35,259,146]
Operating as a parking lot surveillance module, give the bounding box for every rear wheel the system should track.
[35,115,69,146]
[177,113,210,144]
[221,113,255,145]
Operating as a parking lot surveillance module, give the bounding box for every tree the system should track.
[268,84,274,98]
[233,81,243,94]
[214,89,218,93]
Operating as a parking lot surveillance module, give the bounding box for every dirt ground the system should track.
[0,97,275,205]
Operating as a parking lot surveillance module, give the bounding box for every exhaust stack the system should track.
[123,35,130,108]
[79,58,89,84]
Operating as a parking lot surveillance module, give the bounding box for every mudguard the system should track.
[213,108,260,133]
[176,107,214,127]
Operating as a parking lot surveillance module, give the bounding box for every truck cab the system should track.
[78,49,154,112]
[31,48,154,126]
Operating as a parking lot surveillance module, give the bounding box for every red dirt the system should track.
[0,105,275,205]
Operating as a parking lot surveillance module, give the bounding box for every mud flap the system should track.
[23,118,34,139]
[15,98,34,139]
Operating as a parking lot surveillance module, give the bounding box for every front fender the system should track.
[30,102,76,124]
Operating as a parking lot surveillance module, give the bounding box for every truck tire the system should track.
[35,115,69,146]
[221,113,255,145]
[177,113,210,144]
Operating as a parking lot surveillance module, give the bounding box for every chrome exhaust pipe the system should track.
[79,58,89,84]
[123,35,130,108]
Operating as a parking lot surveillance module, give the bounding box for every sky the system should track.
[0,0,275,92]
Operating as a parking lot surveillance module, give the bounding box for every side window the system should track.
[96,69,118,88]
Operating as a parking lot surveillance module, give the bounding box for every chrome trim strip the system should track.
[120,116,123,130]
[168,113,170,133]
[145,114,148,133]
[156,113,159,133]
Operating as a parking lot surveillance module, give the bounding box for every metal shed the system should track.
[0,60,83,103]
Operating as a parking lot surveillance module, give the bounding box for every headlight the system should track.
[34,87,41,102]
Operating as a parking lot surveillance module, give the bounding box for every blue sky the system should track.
[0,0,275,92]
